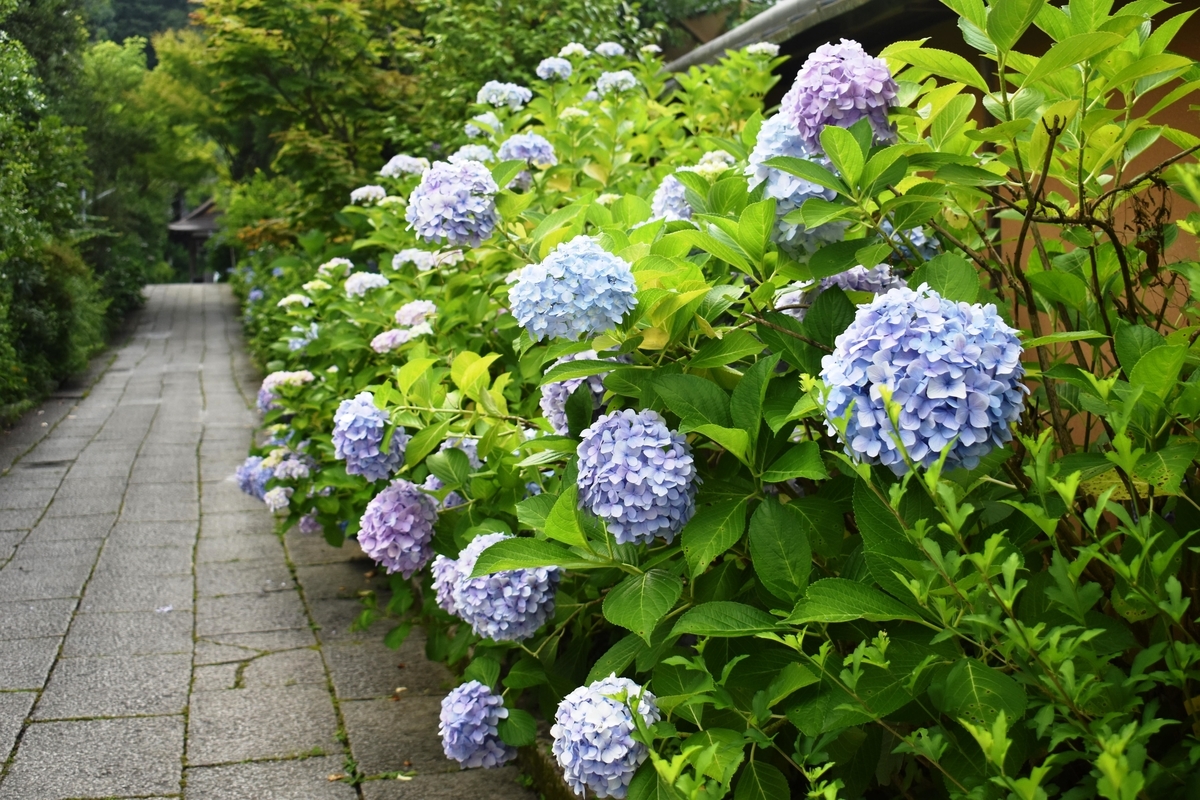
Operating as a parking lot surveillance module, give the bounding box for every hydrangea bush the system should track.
[232,12,1200,800]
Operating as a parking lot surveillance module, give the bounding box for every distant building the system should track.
[167,199,221,283]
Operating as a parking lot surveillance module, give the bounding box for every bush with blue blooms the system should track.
[231,13,1200,799]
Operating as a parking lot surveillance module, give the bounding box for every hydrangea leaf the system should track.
[504,657,549,689]
[655,374,732,428]
[544,486,589,548]
[1129,344,1185,399]
[910,253,980,303]
[604,570,684,643]
[681,499,748,578]
[463,655,501,688]
[497,708,537,747]
[587,634,644,685]
[939,657,1027,727]
[787,578,921,623]
[748,499,813,602]
[515,493,557,531]
[672,602,779,637]
[688,728,746,784]
[762,442,828,482]
[469,537,600,576]
[734,761,789,800]
[688,331,765,370]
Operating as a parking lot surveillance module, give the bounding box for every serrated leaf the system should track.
[628,764,683,800]
[688,331,765,369]
[497,708,537,747]
[655,374,732,427]
[748,499,812,602]
[1022,32,1125,87]
[604,570,684,643]
[544,485,589,547]
[470,538,598,576]
[1023,330,1107,348]
[681,499,748,578]
[734,761,789,800]
[762,442,828,482]
[515,492,558,531]
[737,199,776,264]
[761,156,847,195]
[503,658,548,689]
[688,728,745,784]
[787,578,921,623]
[910,253,980,302]
[491,160,528,193]
[672,602,778,637]
[540,358,625,385]
[820,126,866,186]
[404,419,451,467]
[986,0,1043,51]
[1129,344,1185,399]
[940,657,1027,727]
[463,656,500,688]
[587,634,644,684]
[690,424,751,463]
[731,355,778,448]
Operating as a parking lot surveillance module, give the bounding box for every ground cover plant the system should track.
[233,2,1200,797]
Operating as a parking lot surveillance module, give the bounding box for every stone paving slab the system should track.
[0,285,538,798]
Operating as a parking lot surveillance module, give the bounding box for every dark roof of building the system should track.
[168,199,221,236]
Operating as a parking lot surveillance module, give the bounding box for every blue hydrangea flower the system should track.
[235,456,273,501]
[406,160,499,247]
[821,285,1026,473]
[263,486,292,513]
[432,532,561,642]
[559,42,590,58]
[332,393,409,481]
[536,57,573,80]
[465,111,501,138]
[776,264,906,322]
[577,409,697,545]
[507,236,637,342]
[497,133,557,169]
[746,112,847,257]
[595,42,626,57]
[357,478,440,576]
[650,174,691,222]
[782,39,898,149]
[286,322,319,352]
[551,675,661,799]
[248,288,264,303]
[882,220,940,262]
[439,681,516,769]
[380,154,429,178]
[476,81,533,110]
[540,350,628,435]
[272,266,285,278]
[450,144,494,164]
[298,511,322,535]
[596,70,638,96]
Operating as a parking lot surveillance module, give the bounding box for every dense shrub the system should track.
[235,3,1200,798]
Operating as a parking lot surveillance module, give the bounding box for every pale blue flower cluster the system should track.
[263,486,292,513]
[595,42,626,57]
[395,299,437,327]
[235,456,273,501]
[540,350,628,435]
[248,288,264,303]
[380,154,429,178]
[286,323,319,352]
[782,38,898,149]
[431,532,560,642]
[256,370,315,413]
[497,133,557,169]
[596,70,638,96]
[551,675,660,799]
[465,111,501,138]
[405,160,499,247]
[344,272,389,297]
[421,437,482,509]
[476,81,532,110]
[776,264,906,322]
[576,409,696,545]
[882,220,940,262]
[350,185,387,205]
[450,144,494,164]
[650,174,691,222]
[332,392,408,481]
[746,112,846,257]
[821,285,1026,473]
[536,57,573,81]
[357,478,440,577]
[507,236,637,342]
[439,681,516,769]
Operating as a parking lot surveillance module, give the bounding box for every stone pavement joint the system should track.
[0,285,537,799]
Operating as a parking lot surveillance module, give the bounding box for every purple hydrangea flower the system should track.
[235,456,273,501]
[298,511,323,535]
[450,144,494,164]
[439,681,516,769]
[431,532,560,641]
[248,288,264,303]
[650,174,691,222]
[273,454,311,481]
[782,38,898,149]
[357,478,440,576]
[551,675,661,799]
[395,300,437,327]
[272,266,285,278]
[477,81,533,110]
[263,486,292,513]
[821,284,1026,473]
[406,160,499,247]
[380,154,430,178]
[746,112,846,257]
[370,324,431,353]
[596,70,638,96]
[536,57,573,80]
[595,42,626,57]
[497,133,557,169]
[539,350,628,435]
[507,236,637,342]
[776,264,906,322]
[332,393,409,481]
[577,409,697,545]
[257,370,315,413]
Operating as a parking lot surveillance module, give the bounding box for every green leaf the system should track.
[934,163,1008,186]
[673,229,752,272]
[470,537,598,576]
[405,419,451,467]
[672,602,779,637]
[891,45,990,92]
[540,358,624,385]
[807,239,865,279]
[544,485,589,548]
[986,0,1043,51]
[1022,32,1125,87]
[804,286,855,348]
[587,634,644,684]
[463,656,500,688]
[762,442,828,483]
[503,658,549,689]
[761,156,847,196]
[682,499,748,578]
[735,761,790,800]
[820,126,866,187]
[1022,330,1107,348]
[940,657,1027,727]
[1028,271,1089,311]
[688,331,766,370]
[909,253,980,302]
[497,708,537,747]
[690,424,752,463]
[491,160,528,192]
[689,728,746,784]
[565,381,594,438]
[737,199,776,264]
[741,110,765,149]
[516,492,558,531]
[427,447,473,489]
[1114,323,1165,372]
[788,496,845,559]
[731,355,779,449]
[1129,344,1185,399]
[748,499,812,602]
[604,570,685,643]
[628,765,682,800]
[795,197,856,229]
[787,578,922,623]
[656,374,732,427]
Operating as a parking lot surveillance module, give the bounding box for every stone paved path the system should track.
[0,285,536,799]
